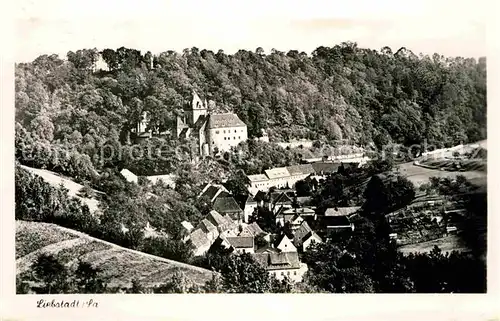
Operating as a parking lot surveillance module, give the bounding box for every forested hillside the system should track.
[16,43,486,162]
[14,42,487,293]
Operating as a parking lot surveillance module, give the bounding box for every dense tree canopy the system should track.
[15,43,486,179]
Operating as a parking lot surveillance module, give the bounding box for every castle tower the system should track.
[190,91,208,126]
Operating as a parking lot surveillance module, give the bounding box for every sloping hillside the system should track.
[16,220,216,289]
[397,161,486,187]
[398,235,470,255]
[19,165,101,213]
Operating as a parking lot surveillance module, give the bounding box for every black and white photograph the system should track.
[9,0,489,297]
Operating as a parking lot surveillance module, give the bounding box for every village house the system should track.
[241,194,258,223]
[265,191,295,214]
[285,164,316,187]
[213,197,244,222]
[293,221,322,252]
[197,183,244,222]
[222,236,255,254]
[265,167,292,189]
[236,222,265,237]
[275,207,316,227]
[187,210,241,256]
[176,91,248,156]
[314,206,359,238]
[206,210,235,233]
[254,251,308,282]
[189,229,212,256]
[288,214,305,231]
[253,191,267,207]
[246,164,317,195]
[197,219,219,242]
[324,206,360,220]
[120,169,138,184]
[198,183,231,202]
[276,235,297,253]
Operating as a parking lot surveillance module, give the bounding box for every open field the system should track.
[396,162,486,188]
[20,165,102,213]
[419,158,486,172]
[398,235,470,255]
[16,220,216,289]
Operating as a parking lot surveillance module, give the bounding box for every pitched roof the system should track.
[199,183,230,202]
[311,162,341,174]
[324,206,361,217]
[247,174,269,182]
[290,214,304,224]
[225,236,254,248]
[273,192,294,205]
[270,252,289,264]
[276,234,296,252]
[256,252,300,270]
[269,190,295,203]
[265,167,290,179]
[305,231,322,243]
[281,207,315,216]
[206,210,226,227]
[197,219,218,233]
[286,164,315,176]
[223,214,236,226]
[213,197,242,213]
[189,229,211,249]
[246,222,264,236]
[318,215,352,227]
[120,169,137,182]
[255,246,279,254]
[199,185,220,201]
[245,194,257,204]
[253,253,271,266]
[294,221,313,245]
[207,113,246,128]
[254,191,267,202]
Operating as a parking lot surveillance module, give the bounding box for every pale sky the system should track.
[13,0,489,62]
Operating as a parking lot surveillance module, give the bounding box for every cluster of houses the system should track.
[180,179,362,282]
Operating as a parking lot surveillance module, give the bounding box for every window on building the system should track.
[223,130,226,134]
[238,136,241,139]
[234,130,237,133]
[233,137,236,140]
[216,130,219,134]
[224,137,226,140]
[287,271,290,276]
[294,271,297,275]
[281,272,284,275]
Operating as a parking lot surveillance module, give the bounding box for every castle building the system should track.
[176,91,248,156]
